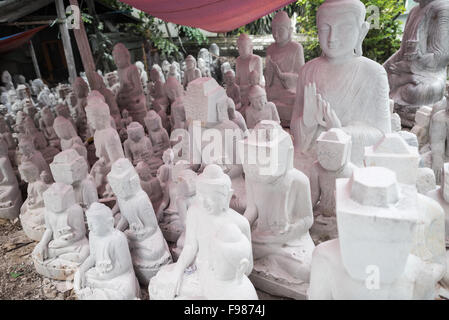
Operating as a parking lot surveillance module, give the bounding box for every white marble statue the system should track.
[291,0,391,169]
[74,202,140,300]
[108,158,172,285]
[19,161,49,241]
[238,120,315,299]
[148,164,252,300]
[0,138,21,220]
[309,166,444,299]
[32,183,89,280]
[53,116,88,163]
[50,149,98,210]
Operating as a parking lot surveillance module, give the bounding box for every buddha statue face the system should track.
[224,70,235,86]
[237,35,252,59]
[146,112,162,132]
[19,161,40,183]
[127,122,144,142]
[196,164,232,215]
[272,11,292,47]
[249,87,267,111]
[162,60,171,73]
[162,149,174,165]
[86,101,110,130]
[113,43,131,69]
[19,140,35,158]
[185,56,196,70]
[86,203,114,237]
[108,158,142,199]
[317,0,369,60]
[54,117,75,140]
[43,183,76,213]
[150,68,160,82]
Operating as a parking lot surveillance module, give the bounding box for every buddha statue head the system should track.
[112,43,131,69]
[209,223,251,282]
[41,106,54,127]
[198,48,211,63]
[106,72,118,87]
[224,70,235,87]
[50,149,88,185]
[165,77,183,102]
[237,34,253,59]
[86,202,114,237]
[238,120,293,183]
[55,103,71,119]
[127,121,145,142]
[86,98,111,131]
[145,110,163,132]
[43,182,76,213]
[316,128,352,171]
[162,60,171,73]
[196,164,233,214]
[136,61,145,74]
[336,167,417,284]
[272,11,293,47]
[73,77,89,99]
[317,0,369,60]
[18,139,36,158]
[150,67,161,82]
[248,85,267,111]
[54,116,77,140]
[19,161,40,184]
[31,79,44,95]
[162,148,174,165]
[108,158,142,200]
[17,85,28,100]
[185,55,197,70]
[209,43,220,57]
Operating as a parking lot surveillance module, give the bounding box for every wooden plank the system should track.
[29,40,42,79]
[55,0,77,84]
[68,0,101,89]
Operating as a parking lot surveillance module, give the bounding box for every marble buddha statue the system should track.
[50,149,98,210]
[265,11,305,124]
[17,139,51,178]
[291,0,391,169]
[235,34,265,111]
[0,139,22,220]
[309,166,444,299]
[85,94,124,180]
[224,70,241,110]
[148,164,252,299]
[124,121,161,173]
[39,107,60,149]
[238,120,315,299]
[74,202,140,300]
[384,0,449,109]
[113,43,147,125]
[72,77,90,140]
[19,161,49,241]
[144,110,170,159]
[108,158,172,285]
[55,103,76,128]
[32,183,90,280]
[182,55,202,89]
[246,85,280,129]
[91,72,121,128]
[53,116,88,163]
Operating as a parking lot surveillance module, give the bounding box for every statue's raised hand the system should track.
[303,83,320,128]
[321,96,341,129]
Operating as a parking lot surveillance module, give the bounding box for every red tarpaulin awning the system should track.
[0,25,48,54]
[119,0,296,33]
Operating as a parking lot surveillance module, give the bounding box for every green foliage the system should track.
[227,3,302,36]
[296,0,405,63]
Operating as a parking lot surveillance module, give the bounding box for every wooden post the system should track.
[55,0,77,84]
[29,40,42,79]
[68,0,100,89]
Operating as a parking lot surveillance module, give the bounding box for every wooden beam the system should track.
[2,20,58,26]
[29,40,42,79]
[69,0,100,89]
[55,0,77,84]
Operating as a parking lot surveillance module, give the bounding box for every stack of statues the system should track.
[2,0,449,301]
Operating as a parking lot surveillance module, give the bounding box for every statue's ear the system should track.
[356,22,370,56]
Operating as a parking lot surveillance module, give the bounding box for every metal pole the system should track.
[29,40,42,79]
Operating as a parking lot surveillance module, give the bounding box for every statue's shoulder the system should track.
[288,168,310,186]
[431,108,448,123]
[433,0,449,12]
[358,56,387,76]
[302,56,323,72]
[313,238,340,263]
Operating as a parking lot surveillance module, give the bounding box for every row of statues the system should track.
[0,0,449,300]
